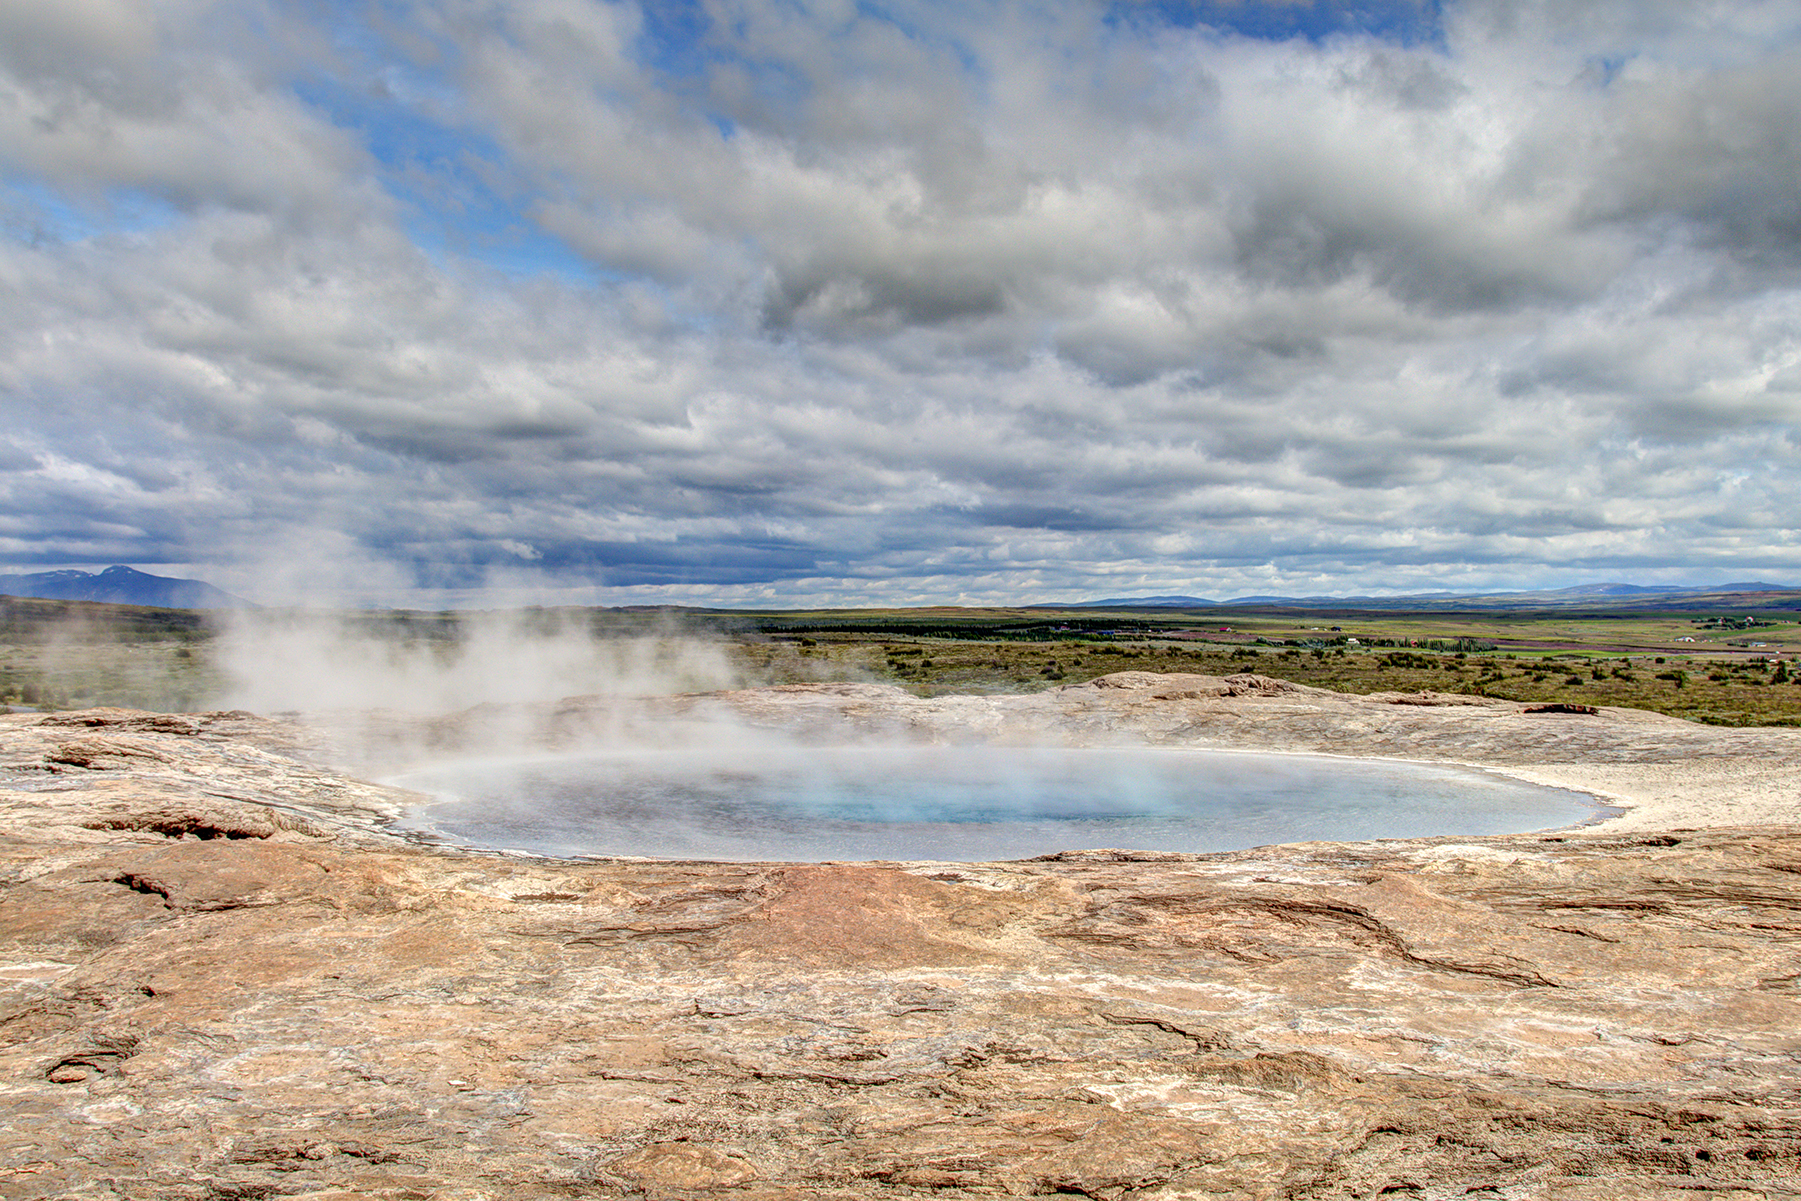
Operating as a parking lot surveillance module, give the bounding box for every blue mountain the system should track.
[0,565,252,609]
[1064,582,1798,609]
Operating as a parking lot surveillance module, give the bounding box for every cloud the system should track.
[1,0,1798,604]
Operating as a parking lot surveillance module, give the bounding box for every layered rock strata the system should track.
[2,675,1800,1199]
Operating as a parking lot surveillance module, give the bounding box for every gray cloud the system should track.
[1,0,1798,604]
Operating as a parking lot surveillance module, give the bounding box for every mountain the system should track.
[1076,595,1219,607]
[0,565,253,609]
[1528,582,1793,598]
[1063,591,1453,608]
[1064,582,1801,611]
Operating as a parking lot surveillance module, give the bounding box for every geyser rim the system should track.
[380,741,1617,864]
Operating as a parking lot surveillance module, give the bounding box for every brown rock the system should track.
[3,681,1801,1199]
[611,1142,760,1191]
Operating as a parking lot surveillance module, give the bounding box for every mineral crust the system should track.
[3,675,1801,1199]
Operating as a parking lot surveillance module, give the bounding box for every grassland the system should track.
[0,596,220,712]
[721,601,1801,727]
[743,632,1801,726]
[4,594,1800,726]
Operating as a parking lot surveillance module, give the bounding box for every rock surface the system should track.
[3,675,1801,1199]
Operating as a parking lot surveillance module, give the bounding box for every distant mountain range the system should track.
[2,567,1795,614]
[1061,582,1801,611]
[0,565,252,609]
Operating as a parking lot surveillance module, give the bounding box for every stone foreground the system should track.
[3,674,1801,1200]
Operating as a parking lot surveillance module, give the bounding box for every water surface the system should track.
[391,745,1598,862]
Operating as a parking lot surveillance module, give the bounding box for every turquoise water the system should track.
[390,745,1599,862]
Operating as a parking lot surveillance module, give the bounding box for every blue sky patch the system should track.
[1109,0,1443,45]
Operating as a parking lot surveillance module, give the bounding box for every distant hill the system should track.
[1521,582,1793,598]
[0,565,252,609]
[1078,595,1219,607]
[1062,582,1801,611]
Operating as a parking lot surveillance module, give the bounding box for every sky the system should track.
[1,0,1798,608]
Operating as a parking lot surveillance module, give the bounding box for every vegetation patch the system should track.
[6,595,1801,726]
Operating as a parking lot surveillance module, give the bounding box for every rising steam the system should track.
[204,607,765,775]
[213,608,743,715]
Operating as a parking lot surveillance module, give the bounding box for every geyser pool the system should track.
[390,745,1600,862]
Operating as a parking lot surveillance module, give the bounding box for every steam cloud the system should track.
[214,609,744,716]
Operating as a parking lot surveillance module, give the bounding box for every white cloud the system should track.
[0,0,1798,603]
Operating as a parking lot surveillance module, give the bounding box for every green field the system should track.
[4,593,1801,726]
[739,604,1801,727]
